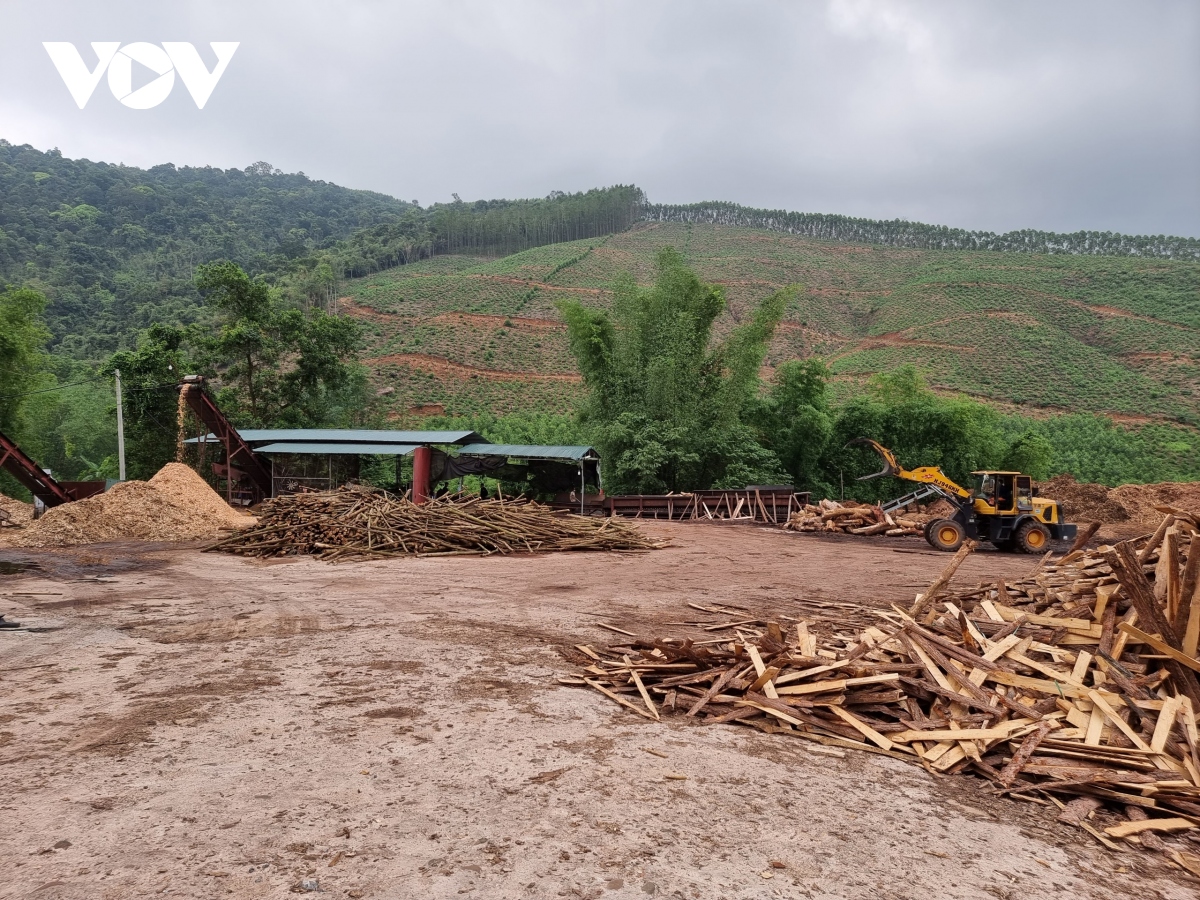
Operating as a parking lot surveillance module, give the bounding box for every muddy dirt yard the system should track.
[1,523,1195,900]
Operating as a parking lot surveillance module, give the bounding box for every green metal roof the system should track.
[186,429,484,446]
[457,443,599,461]
[254,442,420,456]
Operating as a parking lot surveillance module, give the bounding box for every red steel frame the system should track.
[180,380,272,503]
[0,427,73,507]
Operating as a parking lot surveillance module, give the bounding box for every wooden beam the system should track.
[910,540,977,618]
[1103,543,1200,710]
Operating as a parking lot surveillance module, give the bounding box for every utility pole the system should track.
[114,368,126,481]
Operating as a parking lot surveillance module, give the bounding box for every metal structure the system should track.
[0,427,73,507]
[456,444,600,514]
[181,413,486,503]
[179,377,272,504]
[552,486,808,525]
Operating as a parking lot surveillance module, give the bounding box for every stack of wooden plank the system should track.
[783,498,925,537]
[206,487,662,559]
[567,512,1200,869]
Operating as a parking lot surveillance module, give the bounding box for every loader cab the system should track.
[971,471,1023,515]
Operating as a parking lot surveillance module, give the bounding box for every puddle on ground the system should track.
[0,560,40,576]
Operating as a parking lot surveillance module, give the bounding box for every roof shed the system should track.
[456,444,599,462]
[187,428,484,446]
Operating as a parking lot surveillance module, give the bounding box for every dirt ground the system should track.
[1,523,1196,900]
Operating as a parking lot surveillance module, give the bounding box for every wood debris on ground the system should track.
[566,508,1200,870]
[783,497,941,538]
[207,486,662,559]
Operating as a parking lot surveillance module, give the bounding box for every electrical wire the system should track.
[0,376,105,401]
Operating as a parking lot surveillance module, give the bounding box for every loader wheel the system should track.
[1014,520,1051,554]
[927,519,965,552]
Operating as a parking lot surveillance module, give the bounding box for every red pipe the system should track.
[412,446,431,505]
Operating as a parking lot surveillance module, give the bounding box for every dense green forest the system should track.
[0,141,642,359]
[428,187,644,257]
[0,143,420,358]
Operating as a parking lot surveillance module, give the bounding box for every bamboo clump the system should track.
[569,510,1200,870]
[206,486,662,559]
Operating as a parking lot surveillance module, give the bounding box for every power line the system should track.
[0,376,104,401]
[0,376,185,402]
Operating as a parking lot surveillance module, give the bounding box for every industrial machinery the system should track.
[179,376,272,505]
[848,438,1076,553]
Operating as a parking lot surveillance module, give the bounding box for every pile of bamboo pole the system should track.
[568,512,1200,870]
[206,487,662,559]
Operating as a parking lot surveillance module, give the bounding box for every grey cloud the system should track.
[0,0,1195,236]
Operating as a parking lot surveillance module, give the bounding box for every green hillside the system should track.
[342,223,1200,426]
[4,141,1199,489]
[0,141,425,359]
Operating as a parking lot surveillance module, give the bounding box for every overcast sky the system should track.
[1,1,1197,236]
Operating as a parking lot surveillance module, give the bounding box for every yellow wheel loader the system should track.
[847,438,1076,553]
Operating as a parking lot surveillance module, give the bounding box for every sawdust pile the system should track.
[1042,474,1200,536]
[148,463,249,525]
[12,463,252,548]
[0,494,34,527]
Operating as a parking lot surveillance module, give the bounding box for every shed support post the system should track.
[412,446,432,505]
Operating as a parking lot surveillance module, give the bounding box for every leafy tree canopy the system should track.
[561,247,794,492]
[0,286,51,434]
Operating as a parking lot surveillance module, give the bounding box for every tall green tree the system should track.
[195,261,370,429]
[196,261,283,422]
[822,367,1007,502]
[560,247,792,493]
[103,325,194,480]
[759,359,834,494]
[0,286,51,435]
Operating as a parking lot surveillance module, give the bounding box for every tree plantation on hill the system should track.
[2,142,1199,496]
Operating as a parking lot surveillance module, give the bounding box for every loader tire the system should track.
[927,519,965,552]
[1014,520,1051,554]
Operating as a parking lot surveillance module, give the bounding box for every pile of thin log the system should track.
[567,511,1200,870]
[783,498,925,537]
[206,487,662,559]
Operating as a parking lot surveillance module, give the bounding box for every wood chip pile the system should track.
[0,494,33,528]
[10,463,252,547]
[207,487,662,559]
[783,498,929,538]
[567,511,1200,870]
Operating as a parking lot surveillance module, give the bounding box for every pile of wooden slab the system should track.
[783,498,925,537]
[567,511,1200,871]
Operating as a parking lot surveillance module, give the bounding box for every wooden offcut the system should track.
[567,519,1200,866]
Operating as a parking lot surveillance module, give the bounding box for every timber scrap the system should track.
[566,510,1200,875]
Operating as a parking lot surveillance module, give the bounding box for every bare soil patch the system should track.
[0,524,1194,899]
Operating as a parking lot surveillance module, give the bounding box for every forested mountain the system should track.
[0,142,420,358]
[5,140,1199,362]
[3,140,1199,491]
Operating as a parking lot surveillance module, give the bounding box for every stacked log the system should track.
[206,486,662,559]
[783,498,925,538]
[568,511,1200,872]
